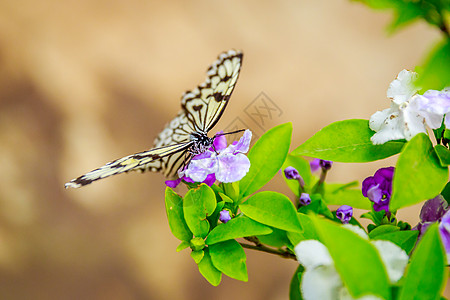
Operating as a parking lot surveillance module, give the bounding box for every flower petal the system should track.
[301,265,342,300]
[295,240,333,268]
[371,240,408,283]
[213,131,228,151]
[215,153,250,183]
[370,109,406,145]
[386,69,419,105]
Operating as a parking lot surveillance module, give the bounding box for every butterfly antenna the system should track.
[215,129,246,137]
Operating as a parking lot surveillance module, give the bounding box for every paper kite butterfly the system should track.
[65,50,243,188]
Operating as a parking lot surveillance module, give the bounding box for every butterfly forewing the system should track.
[65,50,242,188]
[182,50,243,132]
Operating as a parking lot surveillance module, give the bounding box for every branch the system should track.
[239,242,297,260]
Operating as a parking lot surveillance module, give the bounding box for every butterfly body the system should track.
[65,50,243,188]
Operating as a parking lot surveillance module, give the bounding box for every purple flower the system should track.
[310,159,321,172]
[182,130,252,183]
[414,195,449,237]
[284,166,300,180]
[219,210,232,223]
[299,193,311,206]
[310,159,333,172]
[439,210,450,263]
[362,167,394,212]
[336,205,353,224]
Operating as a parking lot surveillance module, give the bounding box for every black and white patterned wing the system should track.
[64,141,192,188]
[181,50,243,132]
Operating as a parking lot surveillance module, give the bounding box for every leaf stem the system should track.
[239,241,297,260]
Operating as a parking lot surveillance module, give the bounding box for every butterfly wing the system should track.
[181,50,243,132]
[64,141,192,188]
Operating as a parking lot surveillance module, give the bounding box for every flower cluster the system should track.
[362,167,394,212]
[369,69,450,145]
[295,225,408,300]
[166,130,252,187]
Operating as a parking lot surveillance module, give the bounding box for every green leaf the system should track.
[289,265,304,300]
[292,119,405,162]
[282,154,313,196]
[323,182,371,210]
[206,216,272,245]
[176,241,190,252]
[239,123,292,197]
[165,187,193,241]
[207,200,225,231]
[191,250,204,264]
[298,194,333,219]
[372,230,419,254]
[219,192,234,203]
[417,39,450,91]
[209,240,248,281]
[183,184,217,238]
[398,224,447,300]
[313,217,391,300]
[257,227,292,248]
[368,225,399,238]
[435,145,450,167]
[198,248,222,286]
[239,191,302,233]
[441,181,450,205]
[390,134,448,210]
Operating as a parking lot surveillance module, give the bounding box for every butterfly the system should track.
[65,49,243,188]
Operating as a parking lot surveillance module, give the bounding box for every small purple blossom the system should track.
[284,166,300,180]
[182,130,252,184]
[219,210,232,223]
[310,158,333,172]
[299,193,311,206]
[336,205,353,224]
[310,159,320,172]
[439,210,450,263]
[414,195,449,237]
[362,167,394,212]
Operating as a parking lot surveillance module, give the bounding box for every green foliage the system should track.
[390,134,448,210]
[323,182,371,210]
[435,144,450,167]
[398,225,447,300]
[239,191,302,233]
[206,216,272,244]
[209,240,248,281]
[198,249,222,286]
[371,230,419,254]
[239,122,292,198]
[183,184,217,238]
[292,119,405,162]
[165,187,192,241]
[313,217,391,300]
[416,38,450,91]
[289,265,304,300]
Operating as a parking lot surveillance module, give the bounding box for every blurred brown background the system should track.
[0,0,445,299]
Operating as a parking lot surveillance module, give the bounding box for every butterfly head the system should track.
[189,131,214,155]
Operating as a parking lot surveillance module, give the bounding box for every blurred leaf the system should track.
[257,227,292,248]
[239,123,292,197]
[289,265,304,300]
[209,240,248,281]
[417,38,450,91]
[198,248,222,286]
[282,154,313,197]
[292,119,405,162]
[398,224,447,300]
[165,187,193,241]
[183,184,216,238]
[191,250,204,264]
[324,182,371,210]
[287,213,319,246]
[371,230,419,254]
[240,191,302,233]
[435,144,450,167]
[206,216,272,245]
[390,134,448,210]
[313,217,391,300]
[440,181,450,205]
[368,224,400,238]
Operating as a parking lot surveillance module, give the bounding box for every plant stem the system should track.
[239,242,297,260]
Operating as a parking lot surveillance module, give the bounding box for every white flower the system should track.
[369,70,450,145]
[294,225,408,300]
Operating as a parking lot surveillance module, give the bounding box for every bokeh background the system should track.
[0,0,446,299]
